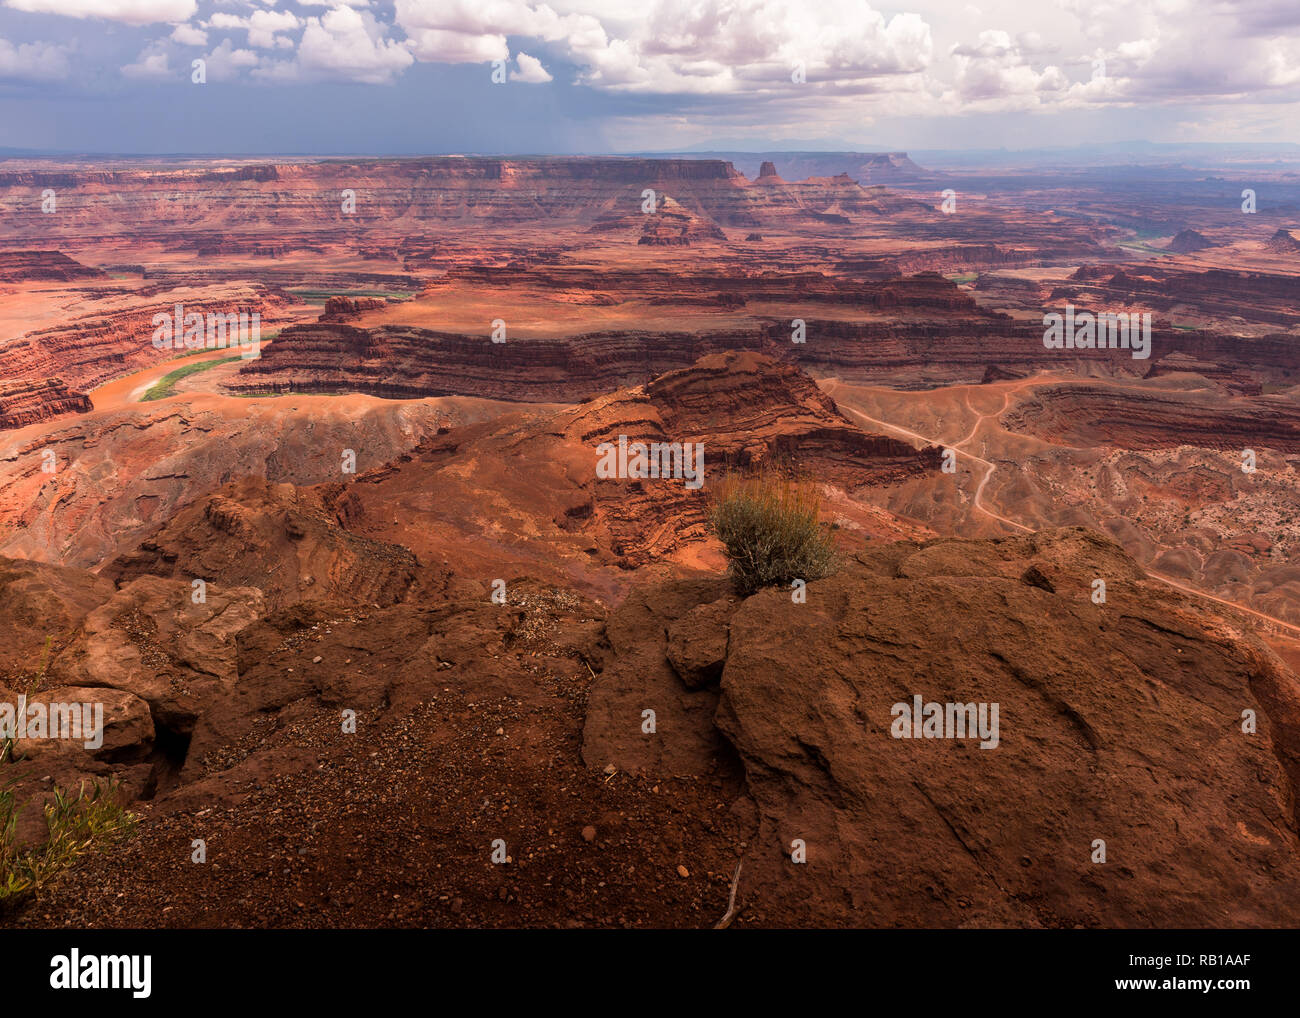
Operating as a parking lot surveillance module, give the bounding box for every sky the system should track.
[0,0,1299,155]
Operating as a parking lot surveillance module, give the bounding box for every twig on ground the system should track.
[714,860,743,929]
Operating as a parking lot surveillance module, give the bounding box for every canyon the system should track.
[1,152,1298,929]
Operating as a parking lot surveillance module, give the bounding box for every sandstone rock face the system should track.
[589,194,728,246]
[583,577,740,777]
[16,686,154,762]
[0,286,296,413]
[0,378,92,429]
[266,352,939,585]
[3,351,920,648]
[642,350,942,485]
[0,557,114,685]
[7,522,1296,928]
[665,597,735,688]
[49,574,266,735]
[229,266,1300,399]
[583,528,1300,927]
[553,351,939,566]
[0,540,605,802]
[101,477,424,612]
[321,295,388,321]
[1002,385,1300,451]
[0,395,449,569]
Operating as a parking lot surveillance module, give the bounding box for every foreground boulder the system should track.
[0,558,114,684]
[49,575,265,737]
[7,526,1300,928]
[584,527,1300,927]
[102,477,425,611]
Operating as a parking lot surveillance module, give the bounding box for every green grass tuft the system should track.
[0,778,137,911]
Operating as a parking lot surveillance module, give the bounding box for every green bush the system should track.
[0,778,137,911]
[709,472,837,596]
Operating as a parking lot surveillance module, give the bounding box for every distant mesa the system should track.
[588,193,727,246]
[0,156,935,257]
[981,363,1029,383]
[1056,263,1300,336]
[639,196,727,246]
[661,151,928,184]
[230,267,1300,401]
[972,273,1044,300]
[1166,229,1215,253]
[1145,350,1246,389]
[322,295,388,321]
[857,152,925,181]
[1068,264,1117,281]
[1265,227,1300,254]
[0,250,102,283]
[808,202,851,225]
[1002,384,1300,452]
[188,235,323,258]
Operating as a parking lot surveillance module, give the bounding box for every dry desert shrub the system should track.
[709,470,836,596]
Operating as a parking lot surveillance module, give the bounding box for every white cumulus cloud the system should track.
[170,22,208,47]
[512,51,552,83]
[122,44,172,78]
[0,36,72,81]
[209,10,302,50]
[4,0,196,25]
[294,5,413,83]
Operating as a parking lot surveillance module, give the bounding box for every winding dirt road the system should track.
[825,376,1300,640]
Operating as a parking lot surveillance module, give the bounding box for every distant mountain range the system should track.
[4,141,1300,177]
[633,151,928,182]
